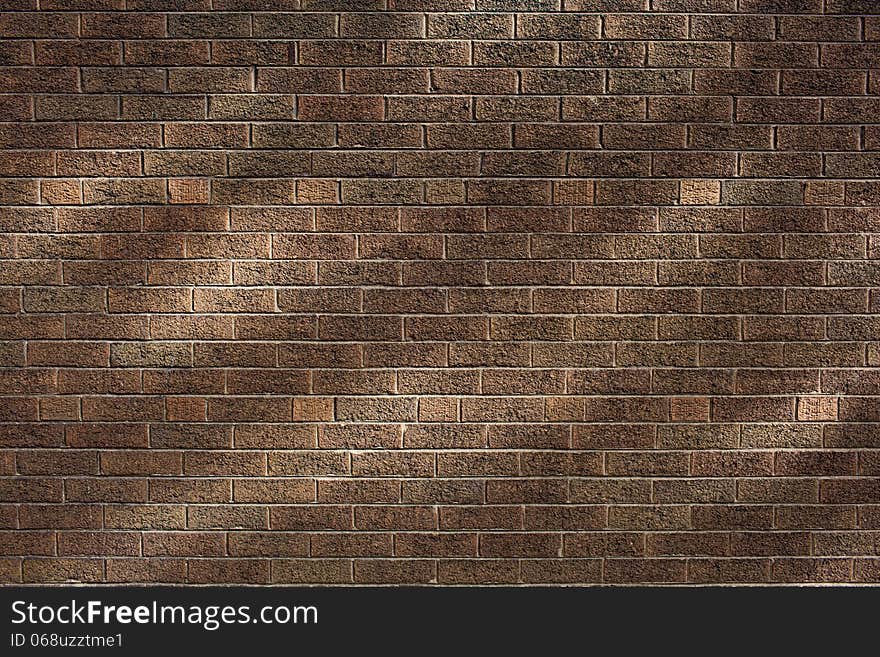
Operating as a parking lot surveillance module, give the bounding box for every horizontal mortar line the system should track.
[2,35,866,39]
[3,118,878,123]
[17,313,877,317]
[7,364,875,368]
[5,146,874,150]
[305,232,861,238]
[1,527,861,531]
[18,446,880,451]
[6,46,850,52]
[5,122,880,127]
[94,67,871,71]
[0,415,863,419]
[9,474,871,479]
[0,533,861,537]
[0,236,872,240]
[4,473,872,478]
[7,94,876,99]
[12,262,872,265]
[8,343,870,347]
[5,504,864,511]
[0,202,873,207]
[0,9,863,14]
[1,174,870,178]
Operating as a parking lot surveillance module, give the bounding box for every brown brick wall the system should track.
[0,0,879,586]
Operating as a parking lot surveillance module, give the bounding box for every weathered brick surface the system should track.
[0,2,878,586]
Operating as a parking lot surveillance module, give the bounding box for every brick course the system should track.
[0,1,879,585]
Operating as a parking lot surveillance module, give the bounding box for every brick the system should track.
[680,180,721,205]
[437,559,518,584]
[354,559,435,584]
[188,559,270,584]
[272,558,352,584]
[23,558,104,583]
[270,506,352,531]
[106,559,186,584]
[605,559,687,584]
[58,532,141,557]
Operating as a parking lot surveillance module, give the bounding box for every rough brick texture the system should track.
[1,1,879,586]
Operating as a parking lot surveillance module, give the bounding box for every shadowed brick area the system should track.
[1,1,879,586]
